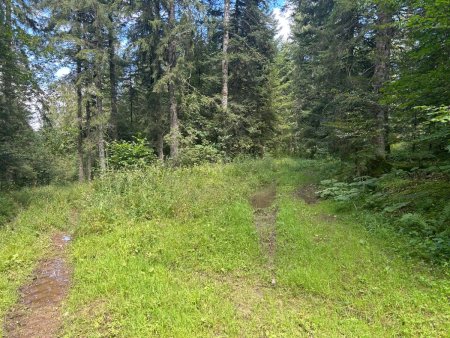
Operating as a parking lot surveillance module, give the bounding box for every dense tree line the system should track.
[0,0,448,186]
[287,0,449,174]
[0,0,49,185]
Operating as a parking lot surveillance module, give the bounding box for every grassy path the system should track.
[4,232,72,337]
[0,186,82,337]
[250,185,277,286]
[1,159,449,337]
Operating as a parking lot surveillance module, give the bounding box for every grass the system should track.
[0,185,83,337]
[1,158,449,337]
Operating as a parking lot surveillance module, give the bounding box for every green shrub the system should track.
[318,176,377,202]
[0,195,19,227]
[317,180,359,201]
[398,213,429,235]
[177,143,225,166]
[436,202,450,234]
[108,137,156,169]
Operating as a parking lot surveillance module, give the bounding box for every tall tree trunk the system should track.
[95,7,106,171]
[384,110,390,154]
[168,78,179,160]
[86,98,92,181]
[154,0,165,162]
[156,98,164,161]
[372,4,393,160]
[157,130,164,161]
[129,74,134,129]
[108,19,118,140]
[96,89,106,171]
[76,57,85,182]
[168,0,179,160]
[221,0,230,112]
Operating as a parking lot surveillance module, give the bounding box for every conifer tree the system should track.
[0,0,43,184]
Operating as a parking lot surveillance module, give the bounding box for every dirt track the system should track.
[250,185,277,285]
[4,233,71,338]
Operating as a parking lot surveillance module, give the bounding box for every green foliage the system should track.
[177,143,225,166]
[399,213,429,234]
[289,0,385,165]
[268,46,298,155]
[1,0,447,190]
[382,0,450,161]
[382,202,410,213]
[108,137,156,170]
[0,195,18,227]
[3,159,448,336]
[425,105,450,124]
[318,180,360,201]
[318,165,450,261]
[0,0,47,187]
[439,202,450,228]
[318,176,377,201]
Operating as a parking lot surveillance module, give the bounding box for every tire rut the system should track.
[4,232,72,338]
[250,185,277,285]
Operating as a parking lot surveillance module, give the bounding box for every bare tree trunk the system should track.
[168,82,179,160]
[129,74,134,128]
[86,99,92,181]
[156,98,164,161]
[372,5,393,160]
[168,0,179,160]
[155,0,165,162]
[157,131,164,161]
[95,7,106,171]
[76,57,85,182]
[385,109,390,154]
[108,19,118,140]
[222,0,230,112]
[96,91,106,171]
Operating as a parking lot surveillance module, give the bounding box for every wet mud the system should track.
[4,233,72,338]
[294,184,318,204]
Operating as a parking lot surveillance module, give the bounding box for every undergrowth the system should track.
[317,166,450,262]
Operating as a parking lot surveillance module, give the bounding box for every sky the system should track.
[55,4,293,79]
[273,6,293,41]
[56,67,71,78]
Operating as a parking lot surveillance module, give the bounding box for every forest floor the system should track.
[1,158,449,337]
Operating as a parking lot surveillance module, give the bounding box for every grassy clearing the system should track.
[1,158,449,337]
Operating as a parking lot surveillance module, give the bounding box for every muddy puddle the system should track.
[4,232,72,338]
[294,184,318,204]
[250,185,276,209]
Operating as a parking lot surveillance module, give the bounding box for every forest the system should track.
[0,0,449,336]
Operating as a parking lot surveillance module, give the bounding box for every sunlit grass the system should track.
[0,185,83,337]
[1,158,448,337]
